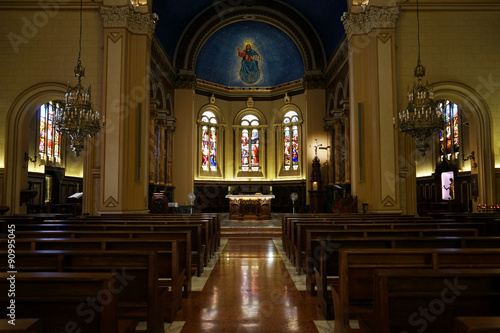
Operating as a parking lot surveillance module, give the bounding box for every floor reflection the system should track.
[177,239,323,332]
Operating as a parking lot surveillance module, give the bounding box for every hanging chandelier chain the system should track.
[416,0,420,62]
[53,0,101,157]
[395,0,444,156]
[78,0,82,62]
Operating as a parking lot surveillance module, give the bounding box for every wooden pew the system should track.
[330,249,500,331]
[0,272,139,333]
[455,316,500,333]
[0,318,41,333]
[314,237,500,320]
[365,268,500,333]
[283,216,452,261]
[2,238,187,300]
[0,250,177,327]
[303,223,484,293]
[45,216,215,263]
[294,227,478,274]
[15,226,205,278]
[284,216,476,258]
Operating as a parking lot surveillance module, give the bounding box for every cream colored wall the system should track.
[397,3,500,175]
[395,2,500,205]
[0,2,103,211]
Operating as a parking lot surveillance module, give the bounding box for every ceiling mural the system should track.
[152,0,347,65]
[195,21,304,87]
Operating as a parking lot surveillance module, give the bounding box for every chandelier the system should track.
[396,0,444,155]
[54,0,100,157]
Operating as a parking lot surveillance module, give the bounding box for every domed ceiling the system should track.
[195,20,304,87]
[153,0,347,61]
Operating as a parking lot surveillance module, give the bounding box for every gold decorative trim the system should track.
[99,5,156,37]
[342,7,400,39]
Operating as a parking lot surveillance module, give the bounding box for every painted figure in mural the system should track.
[238,43,261,84]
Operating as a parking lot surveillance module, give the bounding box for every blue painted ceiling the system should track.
[195,21,304,87]
[153,0,347,61]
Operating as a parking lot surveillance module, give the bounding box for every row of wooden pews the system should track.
[281,212,500,332]
[0,213,221,333]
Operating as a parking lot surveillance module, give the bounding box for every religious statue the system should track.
[443,178,455,200]
[237,43,261,84]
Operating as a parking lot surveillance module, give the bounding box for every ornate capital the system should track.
[303,74,325,90]
[342,6,400,39]
[99,6,156,38]
[175,74,197,90]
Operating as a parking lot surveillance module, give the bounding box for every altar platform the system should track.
[225,194,275,220]
[221,213,282,238]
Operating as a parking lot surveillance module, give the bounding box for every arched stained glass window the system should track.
[283,111,299,171]
[39,101,62,163]
[201,111,217,172]
[241,115,259,172]
[438,100,460,163]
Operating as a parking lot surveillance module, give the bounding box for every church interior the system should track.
[1,0,500,332]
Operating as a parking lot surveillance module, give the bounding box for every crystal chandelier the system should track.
[54,0,100,157]
[396,0,444,155]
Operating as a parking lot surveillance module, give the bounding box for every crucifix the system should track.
[310,139,322,160]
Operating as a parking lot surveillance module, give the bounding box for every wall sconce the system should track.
[463,151,477,168]
[24,152,37,163]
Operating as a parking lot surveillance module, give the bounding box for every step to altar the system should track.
[221,226,282,239]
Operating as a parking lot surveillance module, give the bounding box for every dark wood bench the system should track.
[330,250,500,329]
[0,272,139,333]
[0,250,176,328]
[314,237,500,320]
[294,226,478,275]
[0,318,40,333]
[303,223,484,293]
[15,226,205,277]
[364,268,500,333]
[283,216,453,261]
[455,316,500,333]
[46,216,215,263]
[2,237,188,298]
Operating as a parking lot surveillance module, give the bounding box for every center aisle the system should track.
[176,239,325,332]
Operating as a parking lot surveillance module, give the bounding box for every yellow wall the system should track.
[396,3,500,173]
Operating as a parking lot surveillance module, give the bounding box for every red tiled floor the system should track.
[176,239,324,332]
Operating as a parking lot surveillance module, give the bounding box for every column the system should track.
[173,74,196,205]
[333,117,342,184]
[341,99,351,184]
[342,4,401,213]
[98,4,155,213]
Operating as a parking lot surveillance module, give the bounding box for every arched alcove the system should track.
[4,83,67,213]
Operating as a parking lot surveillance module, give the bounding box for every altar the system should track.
[225,194,275,220]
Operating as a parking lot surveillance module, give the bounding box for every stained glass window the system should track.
[283,111,299,171]
[201,111,217,172]
[39,101,61,162]
[438,100,460,163]
[241,115,259,172]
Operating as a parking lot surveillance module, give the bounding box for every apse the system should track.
[195,20,305,88]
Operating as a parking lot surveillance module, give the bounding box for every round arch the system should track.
[197,103,226,125]
[233,107,267,125]
[175,1,325,73]
[275,103,304,125]
[432,81,496,205]
[4,82,67,213]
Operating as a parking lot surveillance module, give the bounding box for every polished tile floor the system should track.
[175,238,325,333]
